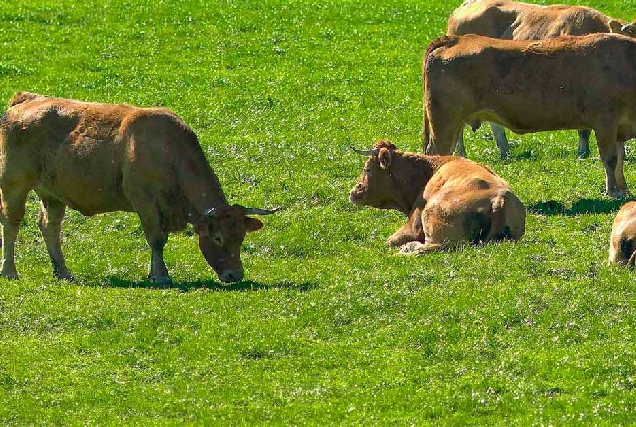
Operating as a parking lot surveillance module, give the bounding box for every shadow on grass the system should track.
[527,198,630,216]
[102,277,317,293]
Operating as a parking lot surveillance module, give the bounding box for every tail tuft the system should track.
[628,247,636,270]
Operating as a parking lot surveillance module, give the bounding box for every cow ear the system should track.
[245,217,263,233]
[378,147,392,169]
[609,19,625,33]
[621,22,636,35]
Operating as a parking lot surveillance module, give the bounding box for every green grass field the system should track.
[1,0,636,424]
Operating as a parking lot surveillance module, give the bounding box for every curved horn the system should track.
[244,207,281,216]
[349,146,380,156]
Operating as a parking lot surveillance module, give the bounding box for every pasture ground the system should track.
[1,0,636,424]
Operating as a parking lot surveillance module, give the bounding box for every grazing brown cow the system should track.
[608,201,636,268]
[446,0,636,158]
[423,33,634,198]
[349,140,525,253]
[0,92,278,285]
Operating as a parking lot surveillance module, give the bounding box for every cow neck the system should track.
[177,154,230,221]
[389,152,436,215]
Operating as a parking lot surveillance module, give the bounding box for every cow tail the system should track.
[627,249,636,269]
[626,241,636,270]
[422,36,460,153]
[422,54,430,153]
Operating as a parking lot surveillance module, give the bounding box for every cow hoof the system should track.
[1,273,18,280]
[399,241,443,255]
[577,151,590,159]
[152,276,174,289]
[399,241,427,254]
[608,189,628,199]
[53,270,74,281]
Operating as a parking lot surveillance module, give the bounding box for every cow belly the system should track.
[36,176,132,216]
[471,108,588,134]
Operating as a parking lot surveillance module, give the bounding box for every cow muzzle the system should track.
[349,186,364,204]
[220,268,244,283]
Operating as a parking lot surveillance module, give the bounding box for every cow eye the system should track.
[364,167,371,174]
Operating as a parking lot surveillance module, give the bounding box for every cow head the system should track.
[194,204,277,283]
[349,140,404,211]
[619,21,636,37]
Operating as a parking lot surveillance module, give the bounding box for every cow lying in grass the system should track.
[0,92,278,285]
[423,33,635,198]
[609,201,636,269]
[446,0,636,158]
[349,140,525,253]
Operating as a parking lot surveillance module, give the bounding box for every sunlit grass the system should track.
[1,0,635,424]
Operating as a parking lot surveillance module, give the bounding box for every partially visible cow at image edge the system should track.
[609,201,636,268]
[446,0,636,158]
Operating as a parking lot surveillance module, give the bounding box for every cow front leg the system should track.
[577,130,592,159]
[1,220,19,279]
[0,186,30,279]
[137,213,172,287]
[399,241,442,255]
[148,238,171,287]
[615,140,630,196]
[387,210,425,247]
[595,127,626,198]
[38,197,73,280]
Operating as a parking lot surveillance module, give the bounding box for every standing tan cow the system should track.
[446,0,636,158]
[608,201,636,268]
[0,92,278,285]
[423,33,634,198]
[349,140,525,253]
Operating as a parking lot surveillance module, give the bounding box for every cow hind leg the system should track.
[427,107,466,155]
[489,123,510,159]
[577,130,592,159]
[135,209,171,287]
[615,141,630,196]
[0,185,30,279]
[455,128,467,157]
[37,196,73,280]
[433,122,466,156]
[595,126,626,198]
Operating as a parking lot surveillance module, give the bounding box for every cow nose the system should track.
[220,269,244,283]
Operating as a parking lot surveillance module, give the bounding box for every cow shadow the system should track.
[527,198,630,216]
[101,277,317,293]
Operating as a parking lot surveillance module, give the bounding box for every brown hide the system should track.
[609,201,636,268]
[423,33,636,198]
[349,140,525,251]
[447,0,631,40]
[0,92,267,285]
